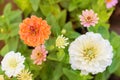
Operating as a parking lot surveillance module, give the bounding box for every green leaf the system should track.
[3,3,12,15]
[97,26,109,39]
[52,63,63,80]
[45,37,56,51]
[108,45,120,73]
[111,36,120,49]
[62,53,69,64]
[63,68,80,80]
[0,44,9,56]
[49,0,63,4]
[12,77,17,80]
[108,55,120,73]
[0,6,21,39]
[7,36,19,51]
[57,10,67,27]
[95,70,110,80]
[68,0,90,12]
[63,22,73,31]
[57,49,65,61]
[0,16,5,26]
[30,0,40,11]
[40,61,54,80]
[108,33,120,73]
[78,0,90,8]
[0,36,19,56]
[17,40,29,56]
[92,0,113,24]
[68,0,80,12]
[59,0,70,9]
[63,68,92,80]
[65,31,80,39]
[40,2,60,17]
[88,26,98,33]
[114,65,120,77]
[47,49,66,62]
[0,34,9,40]
[7,10,22,23]
[46,14,61,36]
[9,23,19,37]
[14,0,32,16]
[47,52,58,61]
[0,66,4,74]
[110,31,118,41]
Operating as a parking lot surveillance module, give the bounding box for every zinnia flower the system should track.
[105,0,118,8]
[79,9,99,27]
[56,35,69,48]
[0,75,4,80]
[19,15,51,47]
[31,45,48,65]
[68,32,113,75]
[1,51,25,77]
[17,69,33,80]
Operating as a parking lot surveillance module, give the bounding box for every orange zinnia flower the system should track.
[19,16,51,47]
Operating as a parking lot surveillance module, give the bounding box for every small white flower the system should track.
[68,32,113,75]
[17,69,33,80]
[1,51,25,77]
[56,35,69,48]
[0,75,4,80]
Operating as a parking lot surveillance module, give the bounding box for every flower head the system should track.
[1,51,25,77]
[0,75,4,80]
[31,45,48,65]
[56,35,69,48]
[105,0,118,8]
[19,15,51,47]
[17,69,32,80]
[79,9,99,27]
[68,32,113,75]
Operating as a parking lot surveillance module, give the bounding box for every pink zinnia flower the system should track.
[105,0,118,8]
[31,45,48,65]
[79,9,99,27]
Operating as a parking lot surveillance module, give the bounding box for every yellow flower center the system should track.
[83,47,97,61]
[36,52,42,58]
[106,0,112,3]
[29,25,38,35]
[8,58,18,69]
[86,16,92,23]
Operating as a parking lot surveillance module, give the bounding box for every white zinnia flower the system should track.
[1,51,25,77]
[68,32,113,75]
[56,35,69,48]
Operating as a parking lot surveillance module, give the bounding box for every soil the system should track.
[109,0,120,35]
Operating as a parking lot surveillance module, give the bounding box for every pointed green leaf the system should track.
[98,26,109,39]
[57,10,67,27]
[52,63,63,80]
[3,3,12,15]
[14,0,32,16]
[46,14,61,36]
[30,0,40,11]
[0,44,9,56]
